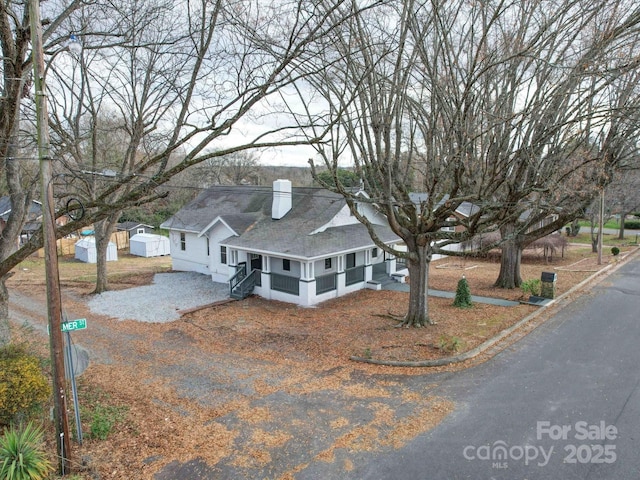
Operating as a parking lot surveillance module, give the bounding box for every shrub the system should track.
[0,345,51,426]
[611,246,620,256]
[623,220,640,230]
[520,279,541,297]
[453,276,473,309]
[0,422,53,480]
[437,335,463,353]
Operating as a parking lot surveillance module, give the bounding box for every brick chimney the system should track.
[272,179,292,219]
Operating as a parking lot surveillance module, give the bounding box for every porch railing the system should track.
[316,273,336,295]
[230,267,258,300]
[271,273,299,295]
[345,265,365,286]
[229,263,247,296]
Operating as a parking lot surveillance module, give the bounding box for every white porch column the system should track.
[261,255,272,295]
[387,253,397,274]
[336,254,346,292]
[298,261,315,306]
[364,249,373,281]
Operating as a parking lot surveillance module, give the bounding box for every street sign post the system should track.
[61,317,88,446]
[61,318,87,332]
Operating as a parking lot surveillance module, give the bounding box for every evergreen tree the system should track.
[453,276,473,309]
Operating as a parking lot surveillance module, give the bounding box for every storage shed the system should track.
[74,237,118,263]
[129,233,170,257]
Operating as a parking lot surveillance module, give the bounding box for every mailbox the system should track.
[540,271,557,299]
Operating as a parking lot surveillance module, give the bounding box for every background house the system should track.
[117,221,155,238]
[0,196,44,247]
[161,180,403,306]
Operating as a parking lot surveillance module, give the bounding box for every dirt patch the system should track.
[6,244,636,479]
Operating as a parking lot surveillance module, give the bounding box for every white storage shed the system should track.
[129,233,170,257]
[74,237,118,263]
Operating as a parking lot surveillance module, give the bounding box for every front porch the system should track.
[228,248,404,306]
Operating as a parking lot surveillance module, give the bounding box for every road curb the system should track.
[350,247,640,368]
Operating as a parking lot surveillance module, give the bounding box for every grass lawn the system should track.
[570,231,640,247]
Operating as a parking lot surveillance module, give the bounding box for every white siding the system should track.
[168,231,209,275]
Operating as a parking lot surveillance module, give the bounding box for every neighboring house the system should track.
[408,193,480,260]
[161,179,403,307]
[0,196,44,246]
[520,209,559,233]
[117,222,155,238]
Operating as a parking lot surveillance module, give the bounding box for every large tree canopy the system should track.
[0,0,373,342]
[296,0,640,325]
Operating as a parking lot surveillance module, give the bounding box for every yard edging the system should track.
[350,247,640,367]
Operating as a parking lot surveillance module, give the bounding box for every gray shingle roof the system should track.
[162,185,399,259]
[0,196,42,221]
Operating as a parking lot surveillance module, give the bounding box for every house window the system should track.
[372,248,378,258]
[441,217,456,232]
[206,238,210,256]
[346,252,356,269]
[220,246,227,264]
[137,228,144,234]
[283,259,291,271]
[325,258,332,269]
[180,232,186,251]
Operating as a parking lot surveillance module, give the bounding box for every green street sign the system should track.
[61,318,87,332]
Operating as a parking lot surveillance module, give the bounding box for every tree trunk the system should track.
[588,215,599,253]
[618,211,626,240]
[92,215,119,294]
[0,129,33,345]
[494,223,523,289]
[400,242,433,327]
[0,276,10,347]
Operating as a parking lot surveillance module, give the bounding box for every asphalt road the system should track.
[341,253,640,480]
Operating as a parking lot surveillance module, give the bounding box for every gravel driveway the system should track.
[87,272,230,323]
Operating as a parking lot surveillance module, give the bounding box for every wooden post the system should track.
[28,0,71,473]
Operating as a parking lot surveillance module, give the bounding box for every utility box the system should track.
[540,271,557,299]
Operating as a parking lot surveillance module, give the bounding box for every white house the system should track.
[160,179,404,307]
[129,233,170,257]
[75,237,118,263]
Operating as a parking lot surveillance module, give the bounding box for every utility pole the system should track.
[29,0,72,474]
[597,186,605,266]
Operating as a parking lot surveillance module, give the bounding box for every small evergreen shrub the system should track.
[0,345,51,426]
[520,279,541,297]
[611,246,620,256]
[453,276,473,308]
[0,422,53,480]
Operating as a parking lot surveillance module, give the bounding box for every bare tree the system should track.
[298,0,640,324]
[221,151,260,185]
[0,0,371,335]
[609,166,640,239]
[0,0,86,343]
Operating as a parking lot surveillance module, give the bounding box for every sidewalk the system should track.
[374,273,520,307]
